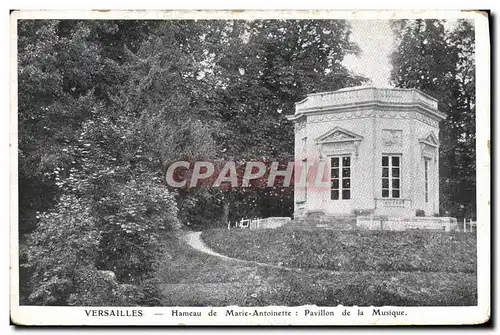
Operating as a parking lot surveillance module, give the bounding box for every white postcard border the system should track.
[9,9,490,326]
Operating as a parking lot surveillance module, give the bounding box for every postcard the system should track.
[10,9,490,326]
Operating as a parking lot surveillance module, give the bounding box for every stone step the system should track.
[295,218,356,225]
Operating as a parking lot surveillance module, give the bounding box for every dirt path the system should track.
[181,231,233,260]
[181,231,298,271]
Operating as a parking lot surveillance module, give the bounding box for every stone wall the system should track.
[356,216,458,232]
[247,217,291,230]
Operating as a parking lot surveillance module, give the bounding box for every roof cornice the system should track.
[291,87,446,122]
[287,101,446,122]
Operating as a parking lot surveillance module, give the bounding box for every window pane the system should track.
[382,178,389,188]
[342,168,350,178]
[392,179,400,189]
[382,156,389,166]
[382,168,389,177]
[331,157,339,168]
[342,179,350,189]
[342,190,350,200]
[392,168,400,177]
[331,179,339,189]
[382,189,389,198]
[331,190,339,200]
[392,190,400,198]
[392,156,400,166]
[342,156,350,167]
[331,168,339,178]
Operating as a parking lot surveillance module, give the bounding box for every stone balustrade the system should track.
[295,86,439,112]
[375,198,412,209]
[356,216,458,232]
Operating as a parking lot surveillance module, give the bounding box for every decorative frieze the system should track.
[415,112,439,127]
[308,110,375,123]
[305,109,438,128]
[378,111,412,119]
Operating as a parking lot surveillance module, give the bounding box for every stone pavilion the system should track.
[286,86,448,224]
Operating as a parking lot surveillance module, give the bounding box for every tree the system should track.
[390,19,476,219]
[111,20,366,228]
[17,20,147,234]
[18,20,176,305]
[184,20,366,225]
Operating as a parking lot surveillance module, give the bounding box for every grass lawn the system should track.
[201,228,477,273]
[156,229,477,306]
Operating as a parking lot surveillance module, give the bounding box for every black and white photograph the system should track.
[9,9,490,326]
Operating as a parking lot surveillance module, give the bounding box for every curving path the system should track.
[181,231,298,271]
[181,231,233,260]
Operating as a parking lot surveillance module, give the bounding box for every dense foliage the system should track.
[18,19,363,305]
[202,228,477,273]
[390,19,476,219]
[18,20,182,305]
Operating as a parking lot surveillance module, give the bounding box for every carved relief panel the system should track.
[382,129,403,148]
[421,145,436,160]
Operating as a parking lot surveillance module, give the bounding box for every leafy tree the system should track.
[183,20,366,225]
[390,19,476,219]
[18,20,176,305]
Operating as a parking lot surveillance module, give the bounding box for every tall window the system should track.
[424,159,429,203]
[302,158,307,202]
[382,155,401,198]
[331,156,351,200]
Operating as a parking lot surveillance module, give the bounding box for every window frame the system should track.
[330,155,351,200]
[381,154,401,199]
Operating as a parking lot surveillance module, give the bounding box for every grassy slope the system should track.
[156,231,477,306]
[201,228,477,273]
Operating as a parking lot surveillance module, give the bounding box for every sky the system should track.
[342,20,395,87]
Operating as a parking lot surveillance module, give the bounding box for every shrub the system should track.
[67,269,131,306]
[24,180,179,306]
[24,195,117,305]
[94,175,180,283]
